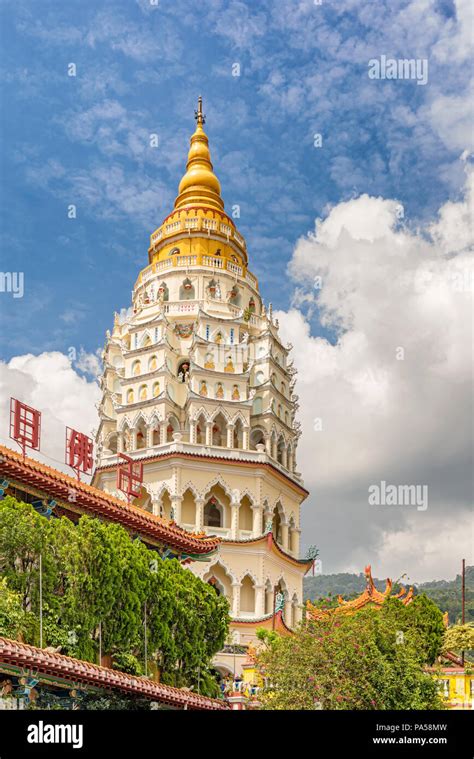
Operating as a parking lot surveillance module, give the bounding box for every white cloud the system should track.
[0,352,101,476]
[277,164,473,581]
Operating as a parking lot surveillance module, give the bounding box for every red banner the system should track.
[117,453,143,501]
[9,398,41,456]
[66,427,94,479]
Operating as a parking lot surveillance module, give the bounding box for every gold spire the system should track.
[174,96,224,211]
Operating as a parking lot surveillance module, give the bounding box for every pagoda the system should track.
[92,98,312,676]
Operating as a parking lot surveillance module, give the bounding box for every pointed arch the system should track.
[211,411,227,447]
[239,574,256,614]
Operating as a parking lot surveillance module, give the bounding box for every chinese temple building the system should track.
[306,565,414,621]
[92,98,312,675]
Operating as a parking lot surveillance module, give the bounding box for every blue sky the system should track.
[0,0,469,360]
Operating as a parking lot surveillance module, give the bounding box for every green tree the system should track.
[256,606,444,710]
[442,623,474,654]
[0,495,229,698]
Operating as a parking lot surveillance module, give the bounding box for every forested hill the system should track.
[303,566,474,625]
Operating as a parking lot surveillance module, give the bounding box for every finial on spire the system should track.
[195,95,205,125]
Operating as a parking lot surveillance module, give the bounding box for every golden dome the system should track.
[174,97,224,212]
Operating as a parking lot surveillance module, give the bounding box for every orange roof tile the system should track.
[0,444,219,556]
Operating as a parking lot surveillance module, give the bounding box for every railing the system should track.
[184,217,199,229]
[245,271,257,288]
[156,259,173,272]
[227,262,243,276]
[202,255,224,269]
[163,301,199,314]
[203,526,231,539]
[149,217,247,250]
[179,255,197,266]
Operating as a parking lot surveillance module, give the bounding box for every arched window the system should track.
[126,389,134,404]
[139,384,148,401]
[240,575,255,614]
[132,360,141,376]
[205,324,210,341]
[152,381,160,397]
[250,428,265,450]
[148,355,158,371]
[255,371,264,386]
[180,278,195,300]
[204,499,222,528]
[195,413,206,444]
[212,413,226,446]
[166,416,179,442]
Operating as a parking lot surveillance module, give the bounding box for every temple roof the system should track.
[0,444,219,557]
[306,564,414,621]
[0,637,227,710]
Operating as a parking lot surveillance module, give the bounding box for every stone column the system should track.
[146,425,153,449]
[290,526,301,556]
[230,500,240,539]
[280,523,289,550]
[265,436,272,456]
[242,426,250,450]
[117,431,124,454]
[189,419,196,444]
[255,584,265,617]
[195,497,205,530]
[252,505,263,537]
[205,421,213,446]
[263,508,273,534]
[170,495,182,524]
[271,437,277,459]
[231,582,240,618]
[160,422,167,445]
[284,596,292,623]
[151,498,160,517]
[131,429,138,451]
[281,446,288,469]
[226,424,234,449]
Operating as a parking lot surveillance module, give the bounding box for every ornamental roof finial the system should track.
[195,95,205,126]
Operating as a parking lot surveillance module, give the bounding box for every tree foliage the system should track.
[256,599,445,710]
[0,496,229,696]
[442,623,474,655]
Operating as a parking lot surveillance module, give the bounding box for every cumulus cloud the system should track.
[0,352,101,476]
[277,165,473,582]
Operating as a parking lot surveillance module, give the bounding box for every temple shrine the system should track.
[92,98,313,676]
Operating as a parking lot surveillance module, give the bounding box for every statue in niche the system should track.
[224,356,235,373]
[178,361,190,383]
[158,282,169,302]
[227,285,239,303]
[232,385,240,401]
[215,383,224,399]
[207,279,217,298]
[215,331,223,345]
[204,352,215,370]
[199,380,208,397]
[215,280,222,299]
